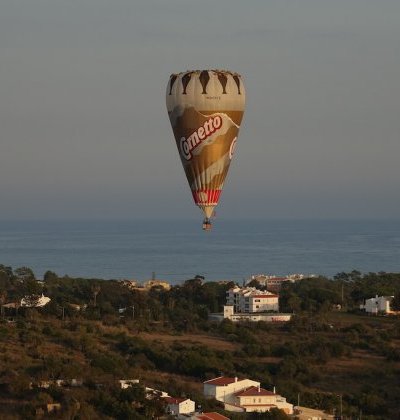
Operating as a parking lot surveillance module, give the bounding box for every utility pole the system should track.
[0,292,6,318]
[92,285,101,307]
[131,305,135,320]
[341,283,344,306]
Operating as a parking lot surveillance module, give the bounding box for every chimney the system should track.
[234,377,238,383]
[273,386,276,394]
[258,385,260,393]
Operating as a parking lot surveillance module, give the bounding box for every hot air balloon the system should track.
[166,69,246,230]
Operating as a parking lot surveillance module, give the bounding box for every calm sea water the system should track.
[0,219,399,283]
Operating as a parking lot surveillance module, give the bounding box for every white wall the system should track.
[362,296,393,313]
[204,379,260,403]
[249,297,279,312]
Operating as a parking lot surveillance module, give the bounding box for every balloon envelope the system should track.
[166,69,246,226]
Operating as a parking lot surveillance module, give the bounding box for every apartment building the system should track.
[226,287,279,313]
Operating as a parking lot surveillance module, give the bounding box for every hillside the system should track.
[0,266,400,419]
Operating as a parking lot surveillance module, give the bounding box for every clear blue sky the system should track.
[1,0,400,220]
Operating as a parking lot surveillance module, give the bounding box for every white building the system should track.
[247,274,308,292]
[118,379,169,399]
[203,376,293,414]
[231,386,293,414]
[20,294,51,308]
[360,295,394,314]
[208,286,291,323]
[119,379,139,389]
[145,386,170,399]
[212,306,291,323]
[164,397,195,415]
[226,287,279,313]
[142,279,171,291]
[204,376,260,403]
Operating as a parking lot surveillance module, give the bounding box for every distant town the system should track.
[0,265,399,419]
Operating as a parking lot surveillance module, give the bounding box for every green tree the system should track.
[43,270,58,283]
[0,290,7,317]
[0,264,13,289]
[14,266,35,282]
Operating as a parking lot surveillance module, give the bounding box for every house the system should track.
[68,303,87,312]
[203,377,293,414]
[117,379,170,400]
[187,413,230,420]
[119,379,140,389]
[119,279,139,290]
[142,279,171,291]
[360,295,394,314]
[36,380,52,389]
[145,386,170,399]
[229,386,293,414]
[204,376,260,402]
[35,378,83,389]
[55,379,67,387]
[164,396,195,415]
[20,293,51,308]
[247,274,307,292]
[204,376,260,403]
[70,378,83,387]
[226,287,279,313]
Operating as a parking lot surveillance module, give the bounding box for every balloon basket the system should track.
[202,219,212,231]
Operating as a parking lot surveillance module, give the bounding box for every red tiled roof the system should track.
[197,413,230,420]
[164,397,187,404]
[204,376,242,386]
[252,295,278,298]
[235,386,276,397]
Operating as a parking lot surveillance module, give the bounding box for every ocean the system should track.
[0,219,399,284]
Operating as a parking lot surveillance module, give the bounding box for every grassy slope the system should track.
[0,311,399,419]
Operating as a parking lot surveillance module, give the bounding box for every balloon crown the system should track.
[170,69,242,78]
